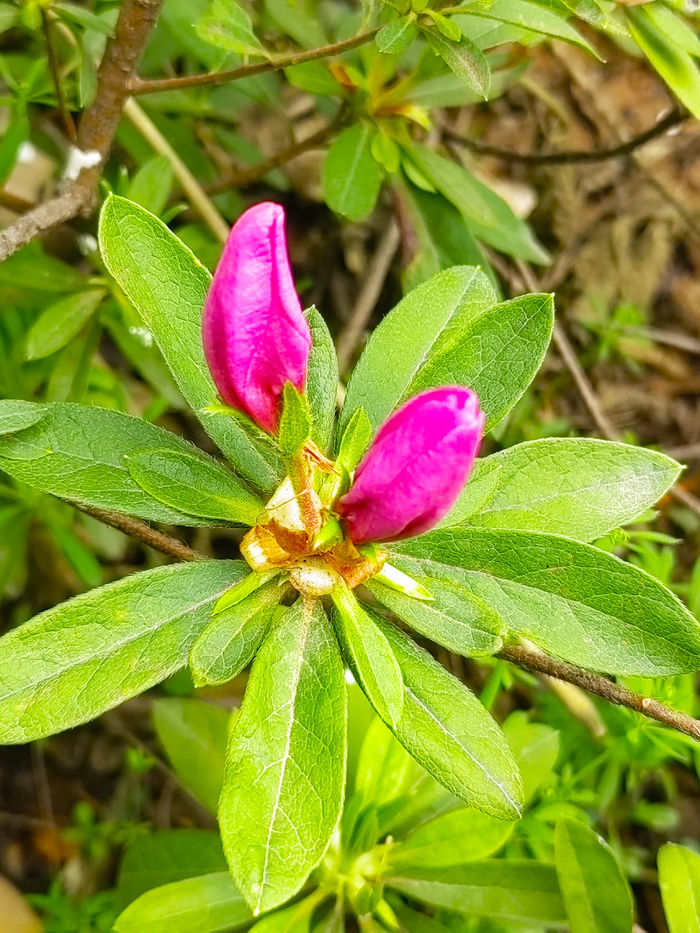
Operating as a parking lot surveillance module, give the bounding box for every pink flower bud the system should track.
[336,387,485,543]
[202,202,312,433]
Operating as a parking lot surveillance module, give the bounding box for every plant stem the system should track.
[69,501,203,563]
[500,644,700,741]
[42,8,77,142]
[130,29,379,96]
[123,97,229,244]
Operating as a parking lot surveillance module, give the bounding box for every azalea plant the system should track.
[0,197,698,928]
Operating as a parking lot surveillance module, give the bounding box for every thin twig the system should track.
[123,98,229,244]
[500,644,700,741]
[130,29,379,95]
[0,0,165,265]
[70,501,203,562]
[450,110,686,165]
[336,219,401,374]
[205,110,348,195]
[42,9,77,142]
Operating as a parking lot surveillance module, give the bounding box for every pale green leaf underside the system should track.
[376,617,523,818]
[98,195,281,493]
[394,529,700,676]
[219,599,346,913]
[0,400,217,525]
[445,438,681,541]
[0,560,247,743]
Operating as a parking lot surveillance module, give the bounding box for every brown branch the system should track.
[130,29,379,95]
[69,501,202,563]
[0,0,165,265]
[451,110,686,165]
[500,644,700,742]
[42,9,77,142]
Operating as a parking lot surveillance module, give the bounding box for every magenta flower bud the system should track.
[202,201,312,433]
[336,387,485,544]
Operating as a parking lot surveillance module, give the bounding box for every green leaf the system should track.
[335,406,372,468]
[403,143,549,263]
[468,0,601,55]
[331,585,404,728]
[554,817,634,933]
[219,599,346,912]
[128,155,175,216]
[394,529,700,676]
[395,179,499,295]
[54,1,115,34]
[658,842,700,933]
[366,572,503,658]
[386,807,514,871]
[0,401,223,525]
[341,266,496,436]
[248,892,324,932]
[375,617,523,818]
[305,307,338,453]
[278,384,311,460]
[152,699,230,812]
[407,292,554,431]
[376,18,418,55]
[189,581,284,687]
[502,712,559,803]
[25,289,105,361]
[99,195,281,494]
[0,560,246,743]
[113,873,252,933]
[643,3,700,57]
[126,447,263,525]
[386,861,565,924]
[118,830,227,906]
[445,438,681,541]
[323,124,382,222]
[628,8,700,120]
[196,0,265,54]
[0,400,46,435]
[423,28,491,97]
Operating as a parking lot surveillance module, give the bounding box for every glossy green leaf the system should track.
[341,266,496,436]
[99,195,281,493]
[0,561,246,743]
[25,289,105,360]
[658,842,700,933]
[386,861,565,924]
[403,143,549,263]
[278,385,311,459]
[394,529,700,676]
[366,572,503,658]
[628,8,700,120]
[126,447,263,525]
[376,18,418,54]
[409,292,554,430]
[554,817,634,933]
[113,873,252,933]
[376,617,523,818]
[305,307,338,453]
[0,400,46,435]
[152,699,230,812]
[444,438,681,541]
[323,124,382,222]
[0,401,218,525]
[468,0,600,54]
[332,585,404,728]
[189,581,284,687]
[118,830,227,906]
[423,27,491,97]
[220,599,346,912]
